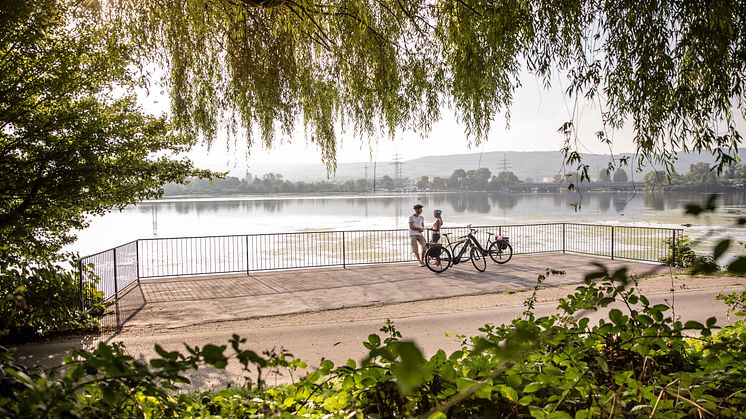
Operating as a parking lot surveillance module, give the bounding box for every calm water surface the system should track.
[72,191,746,256]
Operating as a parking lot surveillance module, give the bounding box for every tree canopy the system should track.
[109,0,745,173]
[0,0,209,257]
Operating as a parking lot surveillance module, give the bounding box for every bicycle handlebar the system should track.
[458,227,479,239]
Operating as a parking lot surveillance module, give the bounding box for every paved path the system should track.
[114,252,668,331]
[12,253,674,371]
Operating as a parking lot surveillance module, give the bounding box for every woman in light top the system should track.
[430,209,443,243]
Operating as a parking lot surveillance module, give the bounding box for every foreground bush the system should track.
[2,266,746,417]
[0,254,103,343]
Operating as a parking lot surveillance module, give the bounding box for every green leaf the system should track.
[609,308,627,325]
[201,344,228,369]
[506,373,522,388]
[154,344,177,359]
[634,314,654,326]
[367,334,381,348]
[547,411,573,419]
[714,239,731,260]
[597,357,609,373]
[652,304,670,312]
[585,271,607,282]
[320,359,334,371]
[523,382,543,393]
[684,321,704,330]
[599,297,616,307]
[237,349,267,368]
[499,384,518,402]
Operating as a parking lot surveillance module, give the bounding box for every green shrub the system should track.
[660,234,718,272]
[0,255,103,343]
[2,266,746,417]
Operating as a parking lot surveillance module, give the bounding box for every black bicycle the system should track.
[457,228,513,266]
[425,226,488,273]
[485,232,513,264]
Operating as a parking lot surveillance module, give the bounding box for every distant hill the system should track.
[235,150,745,182]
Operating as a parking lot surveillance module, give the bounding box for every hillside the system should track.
[235,150,743,182]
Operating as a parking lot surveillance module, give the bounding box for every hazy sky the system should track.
[141,73,640,170]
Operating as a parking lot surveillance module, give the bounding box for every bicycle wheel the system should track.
[452,241,471,263]
[470,247,486,272]
[425,245,451,273]
[489,242,513,264]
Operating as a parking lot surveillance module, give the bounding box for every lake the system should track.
[72,191,746,257]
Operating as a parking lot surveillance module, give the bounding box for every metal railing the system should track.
[80,223,682,329]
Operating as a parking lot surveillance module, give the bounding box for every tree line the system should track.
[165,162,746,195]
[163,166,632,195]
[644,162,746,190]
[163,168,522,195]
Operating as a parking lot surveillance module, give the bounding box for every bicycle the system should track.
[485,232,513,264]
[455,227,513,266]
[424,226,488,273]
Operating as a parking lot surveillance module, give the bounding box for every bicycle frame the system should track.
[468,232,489,255]
[433,233,470,265]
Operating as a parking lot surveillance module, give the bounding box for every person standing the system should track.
[409,204,427,267]
[430,209,443,243]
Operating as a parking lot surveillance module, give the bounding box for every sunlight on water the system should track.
[71,191,746,257]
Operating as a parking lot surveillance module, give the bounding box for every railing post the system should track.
[342,231,346,269]
[611,226,615,260]
[245,235,250,275]
[562,223,566,254]
[113,248,119,298]
[671,229,677,266]
[113,248,120,328]
[135,240,140,284]
[78,259,84,310]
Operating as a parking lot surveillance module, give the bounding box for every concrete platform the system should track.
[114,252,669,332]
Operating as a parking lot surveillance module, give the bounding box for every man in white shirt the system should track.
[408,204,427,267]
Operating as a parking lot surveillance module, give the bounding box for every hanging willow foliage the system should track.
[107,0,746,173]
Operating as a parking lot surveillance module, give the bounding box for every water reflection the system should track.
[260,200,284,212]
[78,191,746,256]
[446,194,468,213]
[644,193,665,211]
[552,193,564,208]
[613,196,628,213]
[597,194,611,212]
[131,191,746,222]
[492,193,517,211]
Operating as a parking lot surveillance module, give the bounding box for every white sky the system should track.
[140,73,638,170]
